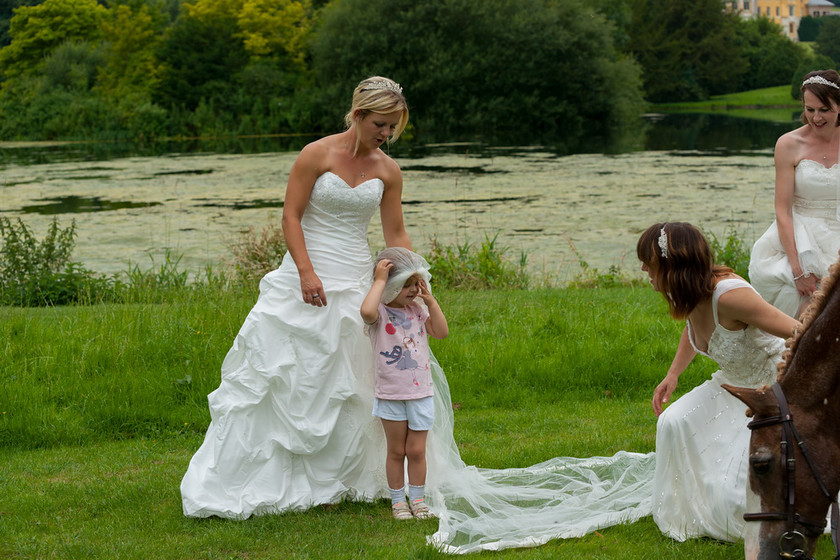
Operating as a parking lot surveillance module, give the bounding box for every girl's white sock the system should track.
[389,486,406,505]
[408,484,425,502]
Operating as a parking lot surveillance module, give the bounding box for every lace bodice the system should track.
[793,160,840,218]
[302,172,384,238]
[687,279,785,388]
[292,172,385,282]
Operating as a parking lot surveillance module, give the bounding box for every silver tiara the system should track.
[658,227,668,258]
[802,75,840,90]
[361,80,403,94]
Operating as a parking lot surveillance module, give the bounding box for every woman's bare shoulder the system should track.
[776,126,808,150]
[775,128,812,168]
[376,152,401,183]
[295,135,345,171]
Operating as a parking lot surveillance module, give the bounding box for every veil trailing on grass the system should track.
[424,353,655,554]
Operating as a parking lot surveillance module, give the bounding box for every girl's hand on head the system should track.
[374,259,393,281]
[417,280,435,304]
[300,272,327,307]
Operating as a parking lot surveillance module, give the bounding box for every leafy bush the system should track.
[569,264,640,289]
[706,227,751,281]
[0,217,114,306]
[0,217,289,307]
[426,234,530,290]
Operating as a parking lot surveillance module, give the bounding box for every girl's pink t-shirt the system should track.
[369,302,433,400]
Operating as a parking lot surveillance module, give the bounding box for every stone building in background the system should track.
[726,0,840,40]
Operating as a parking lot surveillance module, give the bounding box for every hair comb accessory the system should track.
[361,80,403,94]
[658,227,668,258]
[802,75,840,90]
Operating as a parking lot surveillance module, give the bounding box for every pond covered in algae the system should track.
[0,114,794,283]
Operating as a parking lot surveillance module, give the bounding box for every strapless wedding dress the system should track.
[181,172,392,517]
[750,159,840,316]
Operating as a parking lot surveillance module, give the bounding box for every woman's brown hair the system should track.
[799,69,840,126]
[636,222,733,319]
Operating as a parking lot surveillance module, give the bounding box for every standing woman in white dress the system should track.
[750,69,840,318]
[181,76,413,518]
[638,222,799,543]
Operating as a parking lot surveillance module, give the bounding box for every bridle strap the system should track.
[744,383,839,559]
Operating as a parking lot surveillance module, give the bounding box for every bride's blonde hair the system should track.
[343,76,409,155]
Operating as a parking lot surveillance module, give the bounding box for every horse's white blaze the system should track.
[742,485,761,560]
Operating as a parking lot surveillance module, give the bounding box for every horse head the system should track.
[723,259,840,560]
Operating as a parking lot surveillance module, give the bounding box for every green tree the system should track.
[154,2,250,112]
[590,0,634,50]
[789,54,837,100]
[627,0,747,102]
[238,0,312,64]
[154,0,312,122]
[814,16,840,66]
[0,0,107,80]
[310,0,644,141]
[97,3,165,99]
[736,17,806,91]
[0,41,118,140]
[1,0,39,48]
[797,15,823,42]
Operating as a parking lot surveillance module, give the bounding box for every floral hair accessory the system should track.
[361,80,403,94]
[658,227,668,258]
[802,75,840,90]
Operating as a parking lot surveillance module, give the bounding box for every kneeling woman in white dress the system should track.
[638,222,800,542]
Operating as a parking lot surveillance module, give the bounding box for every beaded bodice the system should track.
[687,279,786,388]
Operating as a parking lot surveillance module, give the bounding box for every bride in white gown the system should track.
[750,69,840,318]
[181,76,414,517]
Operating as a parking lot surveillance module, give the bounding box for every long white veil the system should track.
[424,353,655,554]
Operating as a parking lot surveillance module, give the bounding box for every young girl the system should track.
[360,247,449,520]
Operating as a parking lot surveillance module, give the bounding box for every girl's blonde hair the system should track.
[343,76,409,155]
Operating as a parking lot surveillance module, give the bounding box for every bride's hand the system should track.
[652,375,678,417]
[794,273,819,298]
[300,272,326,307]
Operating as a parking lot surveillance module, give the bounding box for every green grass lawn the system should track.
[651,85,801,123]
[1,286,836,558]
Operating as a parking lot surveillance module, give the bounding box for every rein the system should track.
[745,383,840,560]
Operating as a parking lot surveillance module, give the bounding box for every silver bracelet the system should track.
[793,271,811,281]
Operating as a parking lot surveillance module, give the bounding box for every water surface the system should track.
[1,146,777,283]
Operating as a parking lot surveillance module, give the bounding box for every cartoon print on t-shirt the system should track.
[380,307,421,375]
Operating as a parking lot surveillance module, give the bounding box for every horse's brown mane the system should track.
[776,258,840,380]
